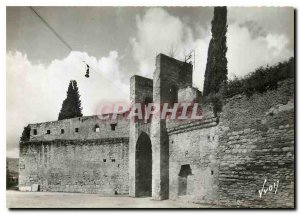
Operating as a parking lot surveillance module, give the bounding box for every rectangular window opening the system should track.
[110,124,117,131]
[61,129,64,134]
[46,130,50,134]
[103,159,106,162]
[111,159,115,162]
[75,128,79,133]
[33,129,37,135]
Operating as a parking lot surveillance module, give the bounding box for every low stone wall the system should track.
[19,138,129,195]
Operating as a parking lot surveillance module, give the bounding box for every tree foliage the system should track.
[58,80,83,120]
[203,39,214,96]
[20,125,31,142]
[203,6,228,96]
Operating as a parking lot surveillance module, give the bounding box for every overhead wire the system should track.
[29,6,127,95]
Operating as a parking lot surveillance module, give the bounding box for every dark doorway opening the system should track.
[135,132,152,197]
[178,164,193,196]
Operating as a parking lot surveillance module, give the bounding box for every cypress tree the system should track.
[203,39,214,96]
[58,80,83,120]
[203,6,228,96]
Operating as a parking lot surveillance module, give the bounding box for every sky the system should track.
[6,6,294,158]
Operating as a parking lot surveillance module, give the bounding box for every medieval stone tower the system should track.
[129,54,193,199]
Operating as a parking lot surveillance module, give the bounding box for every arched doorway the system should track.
[135,132,152,197]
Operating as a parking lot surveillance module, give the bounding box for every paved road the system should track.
[7,190,221,208]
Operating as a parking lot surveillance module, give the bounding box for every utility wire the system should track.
[29,6,72,52]
[28,6,127,95]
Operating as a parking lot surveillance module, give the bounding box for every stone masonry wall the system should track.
[168,116,219,204]
[178,86,202,103]
[129,75,153,197]
[166,78,294,207]
[29,114,129,141]
[151,54,193,200]
[217,78,294,208]
[19,138,129,195]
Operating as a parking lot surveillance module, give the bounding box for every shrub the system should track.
[225,57,294,98]
[20,125,31,142]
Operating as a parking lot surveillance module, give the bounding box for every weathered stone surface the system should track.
[29,114,129,141]
[150,54,193,200]
[217,78,294,208]
[129,75,153,197]
[19,138,129,195]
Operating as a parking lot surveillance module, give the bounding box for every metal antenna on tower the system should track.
[184,49,195,72]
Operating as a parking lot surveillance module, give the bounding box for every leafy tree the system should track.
[20,125,31,142]
[58,80,83,120]
[203,6,228,96]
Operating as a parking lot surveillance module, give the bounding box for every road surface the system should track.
[6,190,221,208]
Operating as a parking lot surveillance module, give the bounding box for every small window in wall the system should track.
[46,130,50,134]
[33,129,37,135]
[211,170,214,175]
[61,129,64,134]
[111,159,115,162]
[144,97,153,107]
[95,124,100,132]
[103,159,106,162]
[75,128,79,133]
[110,124,117,131]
